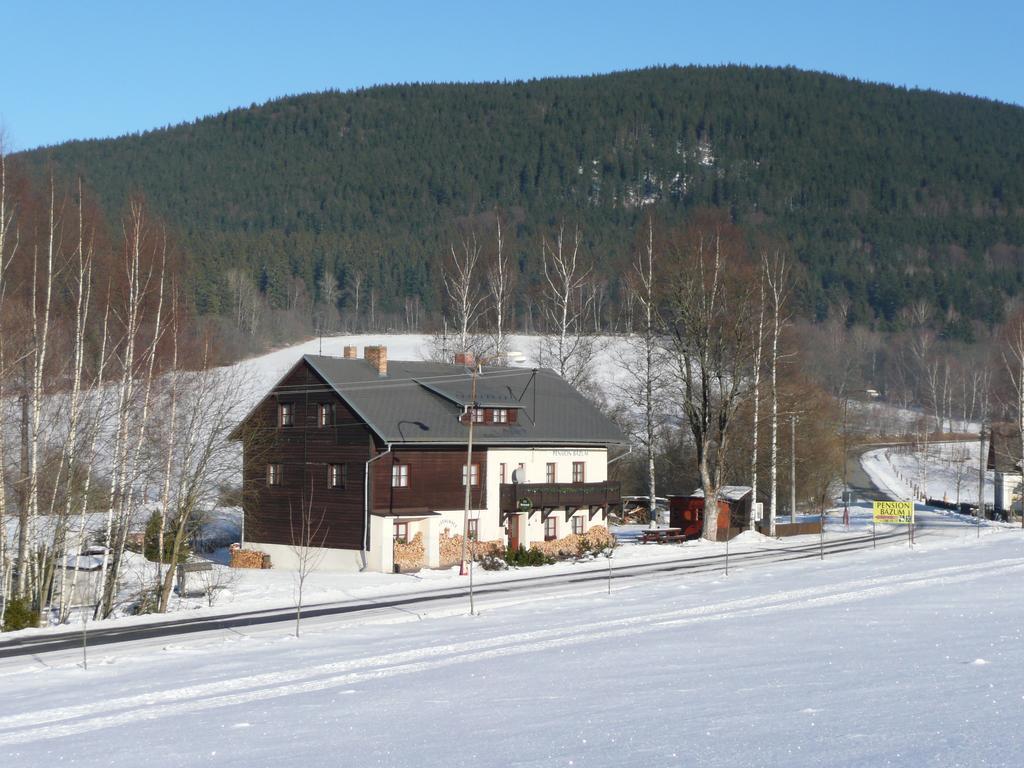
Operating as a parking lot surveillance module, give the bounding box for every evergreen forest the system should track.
[16,65,1024,344]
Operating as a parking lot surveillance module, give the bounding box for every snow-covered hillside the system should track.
[862,441,993,505]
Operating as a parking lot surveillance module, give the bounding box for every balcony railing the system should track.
[499,481,621,513]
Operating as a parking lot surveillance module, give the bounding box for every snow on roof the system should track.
[59,554,105,571]
[690,485,752,502]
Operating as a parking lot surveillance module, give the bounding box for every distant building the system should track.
[231,346,625,572]
[987,423,1022,515]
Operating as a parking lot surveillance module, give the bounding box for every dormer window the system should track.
[472,408,485,424]
[493,408,508,424]
[278,402,294,427]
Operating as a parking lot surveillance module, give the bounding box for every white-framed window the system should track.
[267,463,282,486]
[544,515,557,541]
[462,463,480,487]
[572,461,585,483]
[318,403,331,427]
[493,408,508,423]
[472,407,485,424]
[545,463,556,483]
[328,463,346,488]
[278,402,294,427]
[572,515,584,535]
[392,463,409,488]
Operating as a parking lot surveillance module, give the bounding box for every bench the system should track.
[639,528,685,544]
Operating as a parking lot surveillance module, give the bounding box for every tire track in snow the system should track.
[2,556,1022,745]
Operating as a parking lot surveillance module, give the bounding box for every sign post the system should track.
[872,500,915,548]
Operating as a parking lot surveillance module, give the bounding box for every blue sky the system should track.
[2,0,1021,150]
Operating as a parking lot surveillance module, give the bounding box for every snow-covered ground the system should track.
[861,441,992,505]
[2,510,1022,767]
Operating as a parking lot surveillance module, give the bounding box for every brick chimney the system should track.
[343,345,357,359]
[364,345,388,376]
[454,352,475,368]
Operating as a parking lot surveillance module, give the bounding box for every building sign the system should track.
[517,497,533,513]
[872,500,914,524]
[552,449,590,457]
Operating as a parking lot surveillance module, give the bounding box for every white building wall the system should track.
[995,471,1022,514]
[486,447,609,547]
[246,541,366,572]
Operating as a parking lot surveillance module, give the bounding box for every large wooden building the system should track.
[231,345,625,572]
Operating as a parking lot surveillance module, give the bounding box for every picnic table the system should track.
[638,527,686,544]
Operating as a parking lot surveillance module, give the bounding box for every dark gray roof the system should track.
[303,355,625,447]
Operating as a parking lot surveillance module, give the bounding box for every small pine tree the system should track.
[144,511,190,564]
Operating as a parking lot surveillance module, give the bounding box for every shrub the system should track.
[504,545,554,567]
[2,598,40,632]
[128,587,161,615]
[479,554,508,571]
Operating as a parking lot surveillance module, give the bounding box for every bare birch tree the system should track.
[290,479,327,638]
[98,203,167,617]
[486,214,515,357]
[665,222,755,540]
[540,223,594,389]
[764,251,792,537]
[0,137,14,623]
[616,219,665,525]
[749,269,766,530]
[442,231,486,358]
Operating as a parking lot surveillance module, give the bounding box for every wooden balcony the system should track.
[499,481,621,514]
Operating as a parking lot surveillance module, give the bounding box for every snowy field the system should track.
[861,441,992,505]
[2,510,1022,767]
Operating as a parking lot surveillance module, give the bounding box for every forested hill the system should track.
[17,65,1024,337]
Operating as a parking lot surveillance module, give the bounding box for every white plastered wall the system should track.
[994,471,1023,514]
[245,541,366,572]
[485,447,609,547]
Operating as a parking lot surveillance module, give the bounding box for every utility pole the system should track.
[978,423,985,539]
[842,397,850,528]
[460,365,479,580]
[790,414,797,525]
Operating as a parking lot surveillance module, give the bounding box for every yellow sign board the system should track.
[873,500,914,524]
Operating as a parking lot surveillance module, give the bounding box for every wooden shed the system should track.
[668,486,753,541]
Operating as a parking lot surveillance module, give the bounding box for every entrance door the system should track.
[506,514,520,551]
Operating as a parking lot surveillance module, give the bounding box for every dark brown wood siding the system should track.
[372,448,488,513]
[241,361,373,550]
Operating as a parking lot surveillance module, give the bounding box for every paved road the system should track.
[846,444,895,502]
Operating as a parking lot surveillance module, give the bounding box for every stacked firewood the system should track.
[393,532,425,572]
[583,525,614,549]
[229,546,271,569]
[531,533,581,558]
[439,534,503,566]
